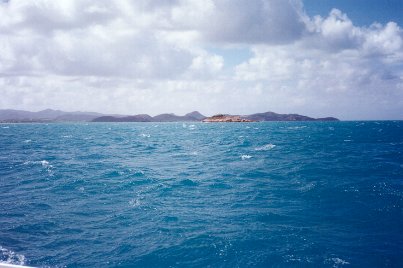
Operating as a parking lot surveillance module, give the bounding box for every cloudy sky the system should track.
[0,0,402,119]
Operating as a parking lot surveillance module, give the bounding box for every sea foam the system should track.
[0,245,26,265]
[255,144,276,151]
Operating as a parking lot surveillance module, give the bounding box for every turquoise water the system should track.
[0,121,402,267]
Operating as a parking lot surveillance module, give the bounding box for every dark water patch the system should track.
[163,216,179,222]
[178,179,198,187]
[209,182,232,189]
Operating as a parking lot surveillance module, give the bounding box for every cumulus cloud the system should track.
[235,8,403,118]
[0,0,221,78]
[0,0,402,119]
[0,0,310,78]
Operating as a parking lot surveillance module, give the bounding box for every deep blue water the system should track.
[0,121,402,267]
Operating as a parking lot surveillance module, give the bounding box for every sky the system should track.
[0,0,402,119]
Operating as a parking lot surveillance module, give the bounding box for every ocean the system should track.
[0,121,402,267]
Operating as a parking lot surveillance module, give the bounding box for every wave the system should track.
[0,245,26,265]
[40,160,50,167]
[327,257,350,266]
[241,155,253,160]
[182,123,196,130]
[23,160,52,167]
[23,160,53,176]
[129,198,141,208]
[255,144,276,151]
[287,126,307,129]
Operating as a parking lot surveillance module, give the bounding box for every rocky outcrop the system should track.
[202,114,254,122]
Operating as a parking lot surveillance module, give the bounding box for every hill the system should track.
[0,109,339,123]
[0,109,104,122]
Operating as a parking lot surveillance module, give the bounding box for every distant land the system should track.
[0,109,339,123]
[202,114,254,122]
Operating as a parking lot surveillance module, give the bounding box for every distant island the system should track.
[202,114,254,122]
[0,109,339,123]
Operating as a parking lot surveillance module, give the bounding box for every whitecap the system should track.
[287,126,307,130]
[0,245,26,265]
[40,160,50,167]
[38,160,54,176]
[133,170,145,176]
[241,155,252,160]
[23,140,32,143]
[299,182,317,192]
[255,144,276,151]
[129,198,141,207]
[330,257,350,266]
[1,126,9,129]
[23,160,52,171]
[283,254,313,263]
[61,135,72,138]
[139,133,151,138]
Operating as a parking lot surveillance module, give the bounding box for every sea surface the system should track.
[0,121,402,267]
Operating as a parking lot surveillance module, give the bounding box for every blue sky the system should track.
[0,0,402,119]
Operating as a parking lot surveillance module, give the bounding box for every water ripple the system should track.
[0,122,402,267]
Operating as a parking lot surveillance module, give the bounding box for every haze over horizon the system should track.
[0,0,402,120]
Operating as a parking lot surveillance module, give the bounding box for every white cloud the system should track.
[0,0,213,78]
[0,0,309,78]
[234,9,403,119]
[0,0,402,119]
